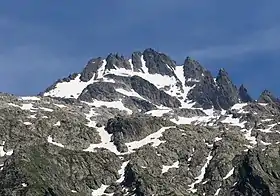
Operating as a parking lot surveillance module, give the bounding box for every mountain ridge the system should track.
[1,48,280,195]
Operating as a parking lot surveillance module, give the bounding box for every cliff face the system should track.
[1,49,280,196]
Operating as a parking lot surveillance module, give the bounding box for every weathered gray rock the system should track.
[105,53,131,70]
[239,84,253,103]
[143,48,176,76]
[130,76,181,108]
[80,57,104,82]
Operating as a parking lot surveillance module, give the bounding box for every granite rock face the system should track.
[1,49,280,196]
[239,84,253,103]
[143,48,177,76]
[80,57,104,82]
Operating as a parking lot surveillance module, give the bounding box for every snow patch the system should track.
[188,151,213,193]
[54,121,61,126]
[231,103,247,110]
[116,88,145,100]
[54,103,67,108]
[243,129,257,145]
[87,100,132,115]
[23,122,32,125]
[40,107,54,112]
[44,73,96,99]
[0,142,13,157]
[91,184,109,196]
[214,188,221,196]
[47,136,64,148]
[221,115,246,128]
[116,161,130,183]
[126,127,174,153]
[146,109,171,117]
[214,137,222,142]
[22,183,28,187]
[161,161,180,174]
[20,96,40,101]
[83,126,119,154]
[260,140,272,146]
[223,168,234,180]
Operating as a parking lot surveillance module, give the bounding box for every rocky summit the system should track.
[1,48,280,196]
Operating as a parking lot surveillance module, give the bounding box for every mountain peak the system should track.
[258,89,280,104]
[239,84,253,102]
[142,48,176,76]
[183,56,208,82]
[105,53,131,71]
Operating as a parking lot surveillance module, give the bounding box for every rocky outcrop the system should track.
[78,82,124,102]
[130,76,181,108]
[80,57,104,82]
[143,48,176,76]
[0,144,121,196]
[215,68,240,109]
[131,51,144,72]
[258,90,280,104]
[3,48,280,196]
[105,53,132,71]
[105,116,174,152]
[231,148,280,195]
[184,57,209,83]
[186,65,247,110]
[239,84,253,102]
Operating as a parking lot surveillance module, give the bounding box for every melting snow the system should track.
[87,100,132,115]
[83,109,120,154]
[214,188,221,196]
[161,161,180,174]
[53,103,66,108]
[8,103,37,112]
[40,107,54,112]
[214,137,222,142]
[20,96,40,101]
[243,129,257,145]
[22,183,28,187]
[44,73,96,98]
[146,109,171,117]
[188,151,213,193]
[116,88,145,100]
[47,136,64,148]
[91,184,109,196]
[260,140,272,146]
[29,114,37,119]
[261,119,273,122]
[258,123,278,133]
[171,115,213,125]
[54,121,61,126]
[174,66,196,108]
[116,161,130,183]
[0,142,13,157]
[23,122,32,125]
[83,126,119,154]
[231,103,247,110]
[223,167,234,180]
[221,115,246,128]
[125,127,174,153]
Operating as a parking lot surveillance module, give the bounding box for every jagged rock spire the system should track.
[183,56,209,82]
[80,57,103,82]
[258,89,280,104]
[142,48,176,76]
[239,84,253,102]
[105,53,131,70]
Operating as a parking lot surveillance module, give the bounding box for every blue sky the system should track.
[1,0,280,98]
